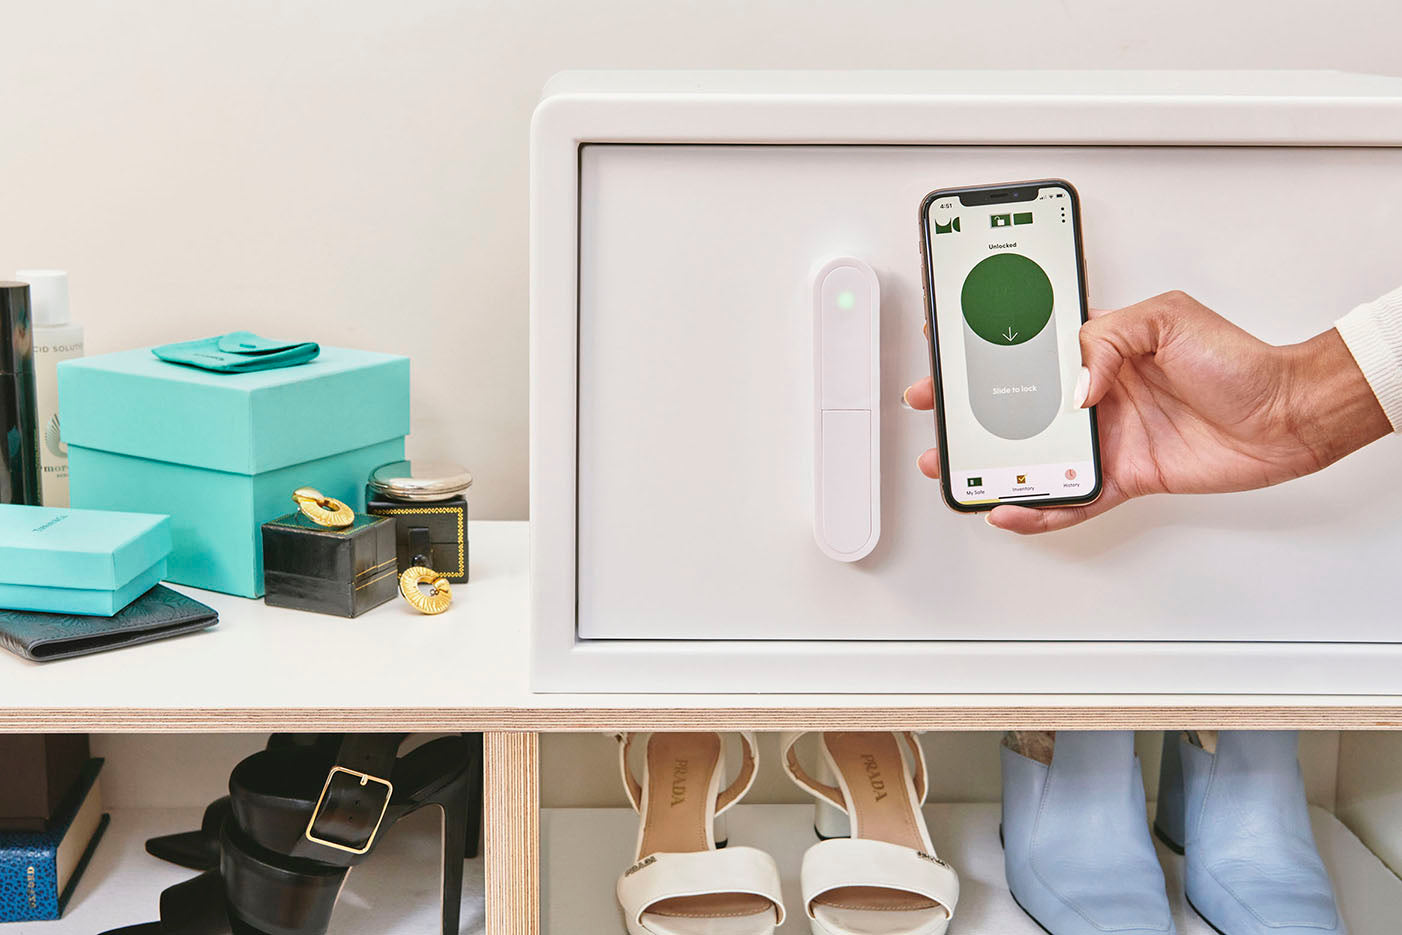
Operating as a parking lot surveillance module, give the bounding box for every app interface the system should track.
[925,185,1096,506]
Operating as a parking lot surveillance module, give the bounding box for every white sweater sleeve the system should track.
[1335,285,1402,433]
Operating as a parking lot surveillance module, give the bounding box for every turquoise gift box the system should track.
[58,346,409,598]
[0,505,171,616]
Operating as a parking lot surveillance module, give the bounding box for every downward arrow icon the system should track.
[1002,326,1018,342]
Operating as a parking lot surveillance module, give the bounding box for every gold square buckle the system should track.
[304,766,394,855]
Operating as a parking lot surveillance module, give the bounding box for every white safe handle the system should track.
[813,257,880,562]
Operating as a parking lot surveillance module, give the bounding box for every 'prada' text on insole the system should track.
[670,759,689,806]
[861,753,888,802]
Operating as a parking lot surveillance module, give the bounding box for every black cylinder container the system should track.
[0,283,40,505]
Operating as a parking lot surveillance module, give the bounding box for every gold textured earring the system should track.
[399,566,452,614]
[291,487,355,528]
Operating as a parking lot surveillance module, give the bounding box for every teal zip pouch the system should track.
[152,332,320,373]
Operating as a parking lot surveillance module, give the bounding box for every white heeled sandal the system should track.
[615,732,786,935]
[781,731,959,935]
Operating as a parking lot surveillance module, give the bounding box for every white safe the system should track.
[530,70,1402,694]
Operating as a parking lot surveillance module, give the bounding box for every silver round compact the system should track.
[368,460,473,503]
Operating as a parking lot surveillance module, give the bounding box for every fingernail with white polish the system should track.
[901,387,914,410]
[984,512,996,527]
[1072,367,1090,408]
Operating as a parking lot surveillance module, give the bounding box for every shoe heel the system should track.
[812,753,851,840]
[1153,731,1187,854]
[434,770,472,935]
[462,732,484,860]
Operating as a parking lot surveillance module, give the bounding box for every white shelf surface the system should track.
[3,520,1402,718]
[0,521,532,712]
[543,803,1402,935]
[20,805,484,934]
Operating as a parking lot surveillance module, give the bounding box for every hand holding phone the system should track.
[918,179,1102,512]
[913,209,1390,532]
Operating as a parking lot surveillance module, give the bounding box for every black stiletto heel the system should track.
[107,733,477,935]
[461,731,484,860]
[433,763,473,935]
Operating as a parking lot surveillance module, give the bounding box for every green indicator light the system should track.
[836,290,856,310]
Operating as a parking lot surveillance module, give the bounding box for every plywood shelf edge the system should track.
[5,704,1402,732]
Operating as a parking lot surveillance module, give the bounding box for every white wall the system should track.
[93,733,269,808]
[3,0,1400,519]
[1337,733,1402,874]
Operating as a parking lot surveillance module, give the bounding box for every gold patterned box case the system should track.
[364,461,470,584]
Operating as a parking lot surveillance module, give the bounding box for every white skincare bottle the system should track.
[16,270,83,507]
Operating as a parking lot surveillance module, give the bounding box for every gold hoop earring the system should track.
[399,566,452,615]
[292,487,355,528]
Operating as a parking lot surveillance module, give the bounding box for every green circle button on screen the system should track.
[960,253,1053,346]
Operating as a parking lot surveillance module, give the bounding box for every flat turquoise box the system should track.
[0,505,171,616]
[58,346,409,598]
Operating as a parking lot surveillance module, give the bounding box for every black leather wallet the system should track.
[0,586,218,661]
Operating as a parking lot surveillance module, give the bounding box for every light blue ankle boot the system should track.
[1001,731,1175,935]
[1155,731,1346,935]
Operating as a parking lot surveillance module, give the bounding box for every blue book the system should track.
[0,759,108,922]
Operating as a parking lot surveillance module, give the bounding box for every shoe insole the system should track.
[639,733,774,922]
[814,732,942,915]
[1188,729,1219,753]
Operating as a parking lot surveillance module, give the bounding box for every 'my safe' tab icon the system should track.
[934,216,960,234]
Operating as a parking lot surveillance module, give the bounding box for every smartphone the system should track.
[918,179,1102,512]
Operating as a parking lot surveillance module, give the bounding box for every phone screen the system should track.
[921,181,1100,510]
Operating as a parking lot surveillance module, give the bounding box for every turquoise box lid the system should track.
[0,505,172,591]
[57,346,410,475]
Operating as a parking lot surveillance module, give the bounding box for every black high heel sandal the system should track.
[146,734,345,871]
[106,734,478,935]
[145,733,484,870]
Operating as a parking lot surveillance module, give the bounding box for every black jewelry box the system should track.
[0,735,90,831]
[365,491,469,584]
[261,512,399,618]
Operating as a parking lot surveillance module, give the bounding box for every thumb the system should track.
[1077,293,1182,407]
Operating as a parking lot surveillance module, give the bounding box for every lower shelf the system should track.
[39,806,486,934]
[542,802,1401,934]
